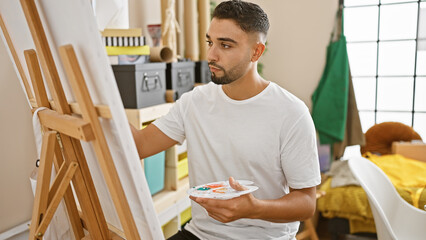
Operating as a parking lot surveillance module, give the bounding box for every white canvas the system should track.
[0,0,163,239]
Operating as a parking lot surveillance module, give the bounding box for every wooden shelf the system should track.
[126,103,174,128]
[152,176,189,213]
[126,103,190,236]
[154,177,191,229]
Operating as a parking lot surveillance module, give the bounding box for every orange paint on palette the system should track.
[212,188,227,194]
[205,183,225,189]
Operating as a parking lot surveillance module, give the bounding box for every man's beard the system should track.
[209,62,246,85]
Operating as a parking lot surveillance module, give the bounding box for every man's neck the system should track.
[221,69,269,101]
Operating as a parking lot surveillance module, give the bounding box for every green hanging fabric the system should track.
[311,7,349,145]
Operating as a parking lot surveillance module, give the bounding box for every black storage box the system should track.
[112,63,166,108]
[195,60,212,84]
[166,61,195,100]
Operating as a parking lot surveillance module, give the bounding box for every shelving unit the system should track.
[126,103,191,238]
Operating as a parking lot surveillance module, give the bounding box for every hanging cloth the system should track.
[333,70,366,159]
[311,7,349,145]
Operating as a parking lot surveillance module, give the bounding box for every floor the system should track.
[3,231,28,240]
[316,215,332,240]
[4,217,377,240]
[315,215,377,240]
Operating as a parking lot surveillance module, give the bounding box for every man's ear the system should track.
[251,42,266,62]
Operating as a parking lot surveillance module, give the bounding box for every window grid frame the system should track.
[344,0,422,128]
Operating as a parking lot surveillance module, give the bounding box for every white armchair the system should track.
[348,157,426,240]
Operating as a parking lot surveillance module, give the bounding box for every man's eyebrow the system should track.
[205,33,237,44]
[217,37,237,44]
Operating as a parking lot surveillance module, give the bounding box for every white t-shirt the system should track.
[153,82,321,240]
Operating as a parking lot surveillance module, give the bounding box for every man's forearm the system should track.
[130,124,144,159]
[130,123,178,159]
[191,180,317,224]
[250,187,317,223]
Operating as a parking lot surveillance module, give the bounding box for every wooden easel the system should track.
[0,0,146,239]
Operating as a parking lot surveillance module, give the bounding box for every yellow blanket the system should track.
[317,153,426,234]
[367,152,426,208]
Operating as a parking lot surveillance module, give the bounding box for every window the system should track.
[344,0,426,140]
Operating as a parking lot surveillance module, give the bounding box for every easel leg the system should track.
[29,131,56,240]
[34,161,78,238]
[21,0,111,236]
[28,131,82,239]
[51,140,86,239]
[60,45,140,240]
[25,49,85,239]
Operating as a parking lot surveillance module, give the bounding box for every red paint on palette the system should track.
[205,183,225,189]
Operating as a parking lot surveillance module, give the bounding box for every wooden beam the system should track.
[29,98,174,129]
[29,132,56,240]
[165,147,178,191]
[35,162,78,238]
[24,49,50,108]
[37,108,94,141]
[20,0,70,114]
[70,102,112,119]
[25,48,85,239]
[59,44,141,240]
[51,139,86,239]
[47,161,68,205]
[60,135,110,240]
[21,1,110,238]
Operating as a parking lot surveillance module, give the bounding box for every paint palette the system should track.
[187,180,258,200]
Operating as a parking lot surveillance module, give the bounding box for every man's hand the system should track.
[189,177,259,223]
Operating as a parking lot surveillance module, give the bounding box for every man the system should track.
[131,1,321,239]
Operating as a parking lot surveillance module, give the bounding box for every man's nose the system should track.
[207,45,218,62]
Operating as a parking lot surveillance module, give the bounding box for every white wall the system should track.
[131,0,339,109]
[0,0,337,232]
[0,39,37,232]
[252,0,338,109]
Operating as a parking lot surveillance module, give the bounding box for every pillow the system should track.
[360,122,422,155]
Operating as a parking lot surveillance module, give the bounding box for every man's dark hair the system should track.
[212,0,269,39]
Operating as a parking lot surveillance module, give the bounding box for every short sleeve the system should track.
[280,111,321,189]
[152,92,191,144]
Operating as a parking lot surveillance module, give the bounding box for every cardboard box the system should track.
[392,141,426,163]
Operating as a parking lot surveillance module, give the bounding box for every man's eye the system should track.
[206,40,213,46]
[221,43,230,49]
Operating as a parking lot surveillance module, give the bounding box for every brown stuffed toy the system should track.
[360,122,422,155]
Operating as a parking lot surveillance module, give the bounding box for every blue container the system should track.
[144,151,165,195]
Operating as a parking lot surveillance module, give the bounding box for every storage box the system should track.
[166,61,195,100]
[112,63,166,108]
[392,141,426,163]
[144,151,166,195]
[195,61,211,84]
